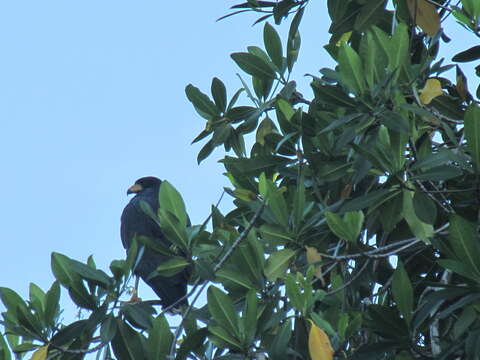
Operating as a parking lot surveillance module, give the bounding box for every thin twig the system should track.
[167,202,265,359]
[318,223,449,261]
[327,259,371,296]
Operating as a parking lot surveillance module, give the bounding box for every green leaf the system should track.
[100,314,117,343]
[50,320,88,347]
[412,165,462,181]
[461,0,480,18]
[412,191,437,225]
[449,215,480,279]
[158,208,189,249]
[185,84,220,119]
[287,6,303,72]
[340,189,397,212]
[51,252,79,286]
[111,320,145,360]
[464,104,480,170]
[243,290,258,345]
[44,281,60,328]
[211,77,227,113]
[354,0,387,32]
[231,52,276,79]
[402,190,434,241]
[122,303,155,330]
[268,319,292,360]
[338,43,365,95]
[452,45,480,63]
[207,286,240,338]
[29,283,46,316]
[264,249,296,281]
[438,259,480,282]
[149,256,190,278]
[208,325,243,351]
[392,261,414,322]
[176,328,208,360]
[260,224,294,244]
[388,22,408,74]
[0,333,11,360]
[68,259,112,289]
[216,268,256,290]
[264,22,283,69]
[325,211,364,243]
[310,312,337,337]
[381,111,409,133]
[0,287,27,316]
[159,180,188,228]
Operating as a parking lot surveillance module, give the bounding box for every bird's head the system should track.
[127,176,162,195]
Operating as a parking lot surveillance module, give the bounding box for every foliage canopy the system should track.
[2,0,480,359]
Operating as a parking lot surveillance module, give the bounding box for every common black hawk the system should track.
[120,176,189,311]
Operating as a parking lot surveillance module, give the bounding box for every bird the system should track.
[120,176,189,312]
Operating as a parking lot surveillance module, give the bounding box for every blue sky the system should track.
[0,0,477,328]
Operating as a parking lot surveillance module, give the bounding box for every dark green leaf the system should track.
[68,259,112,289]
[268,319,292,360]
[452,45,480,63]
[264,249,296,281]
[211,77,227,113]
[147,315,172,360]
[354,0,387,32]
[412,165,462,181]
[392,261,413,322]
[159,180,188,228]
[412,191,437,225]
[264,22,283,69]
[185,84,220,119]
[287,6,304,72]
[51,320,88,347]
[216,268,256,290]
[207,286,240,338]
[0,333,11,360]
[448,215,480,280]
[340,189,396,212]
[231,52,276,79]
[44,281,60,328]
[122,303,155,330]
[381,111,409,133]
[243,290,258,344]
[464,104,480,170]
[150,256,190,278]
[100,315,117,343]
[111,320,145,360]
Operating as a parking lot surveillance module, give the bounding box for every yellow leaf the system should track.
[308,320,334,360]
[419,78,443,104]
[406,0,440,36]
[31,345,49,360]
[305,246,324,283]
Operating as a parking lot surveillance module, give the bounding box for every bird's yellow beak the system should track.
[127,183,143,195]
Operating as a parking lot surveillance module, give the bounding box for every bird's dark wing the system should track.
[120,188,189,308]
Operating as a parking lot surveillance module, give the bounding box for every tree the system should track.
[2,0,480,359]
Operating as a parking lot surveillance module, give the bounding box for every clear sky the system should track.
[0,0,477,330]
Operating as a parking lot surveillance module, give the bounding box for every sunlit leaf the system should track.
[308,320,334,360]
[31,345,48,360]
[419,79,443,104]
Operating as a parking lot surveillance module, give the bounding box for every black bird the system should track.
[120,176,189,311]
